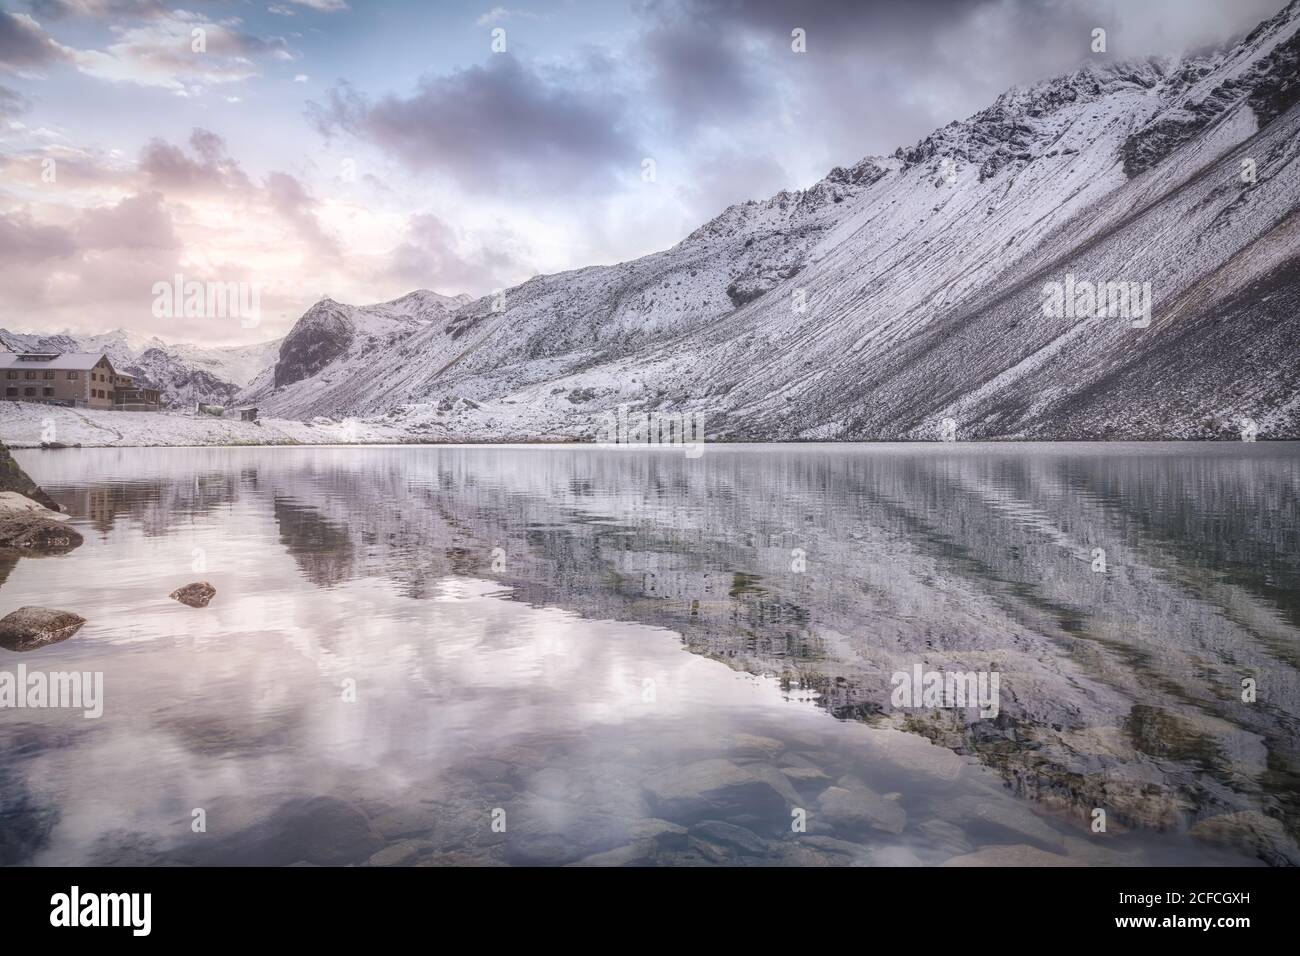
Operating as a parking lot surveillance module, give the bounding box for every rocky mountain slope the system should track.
[240,1,1300,441]
[0,328,279,408]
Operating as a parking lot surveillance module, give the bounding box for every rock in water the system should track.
[1189,811,1300,866]
[0,492,70,520]
[0,606,87,651]
[941,845,1082,867]
[642,759,800,824]
[0,496,83,554]
[816,784,908,835]
[0,443,62,513]
[0,449,79,555]
[170,582,216,608]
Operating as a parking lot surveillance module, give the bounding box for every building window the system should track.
[43,370,54,380]
[5,388,15,397]
[25,371,36,380]
[5,371,15,380]
[67,371,77,380]
[42,387,53,397]
[24,387,35,396]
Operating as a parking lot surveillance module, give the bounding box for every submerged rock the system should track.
[642,759,800,825]
[0,606,87,652]
[170,582,216,608]
[941,795,1066,850]
[917,818,974,856]
[731,734,785,758]
[942,844,1082,867]
[866,845,925,867]
[816,783,908,835]
[781,766,831,785]
[171,794,384,867]
[366,838,434,867]
[502,806,634,866]
[689,819,769,857]
[368,804,440,840]
[1189,811,1300,866]
[567,844,657,867]
[565,818,688,867]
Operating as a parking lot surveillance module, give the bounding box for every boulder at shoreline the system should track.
[0,443,62,512]
[0,606,87,651]
[0,492,82,554]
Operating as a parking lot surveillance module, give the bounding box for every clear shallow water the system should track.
[2,442,1298,867]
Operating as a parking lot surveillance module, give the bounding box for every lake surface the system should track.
[3,443,1298,867]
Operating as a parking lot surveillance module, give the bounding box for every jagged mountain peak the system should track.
[685,156,894,247]
[890,1,1299,183]
[305,296,349,313]
[379,288,472,317]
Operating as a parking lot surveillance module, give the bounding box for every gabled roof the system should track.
[0,351,113,372]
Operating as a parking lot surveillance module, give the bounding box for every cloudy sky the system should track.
[0,0,1287,344]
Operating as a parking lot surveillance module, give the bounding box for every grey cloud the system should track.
[266,171,339,256]
[0,147,132,188]
[309,55,639,196]
[634,0,1291,170]
[0,209,75,262]
[388,212,525,295]
[0,82,30,117]
[140,128,253,193]
[289,0,350,11]
[139,132,339,259]
[26,0,167,18]
[0,10,66,68]
[641,16,765,134]
[674,146,789,219]
[76,191,178,250]
[65,10,276,91]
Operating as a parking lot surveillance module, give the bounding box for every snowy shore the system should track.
[0,401,417,448]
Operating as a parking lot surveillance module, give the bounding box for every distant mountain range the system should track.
[0,328,279,409]
[14,1,1300,439]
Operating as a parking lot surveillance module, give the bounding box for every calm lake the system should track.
[3,442,1298,866]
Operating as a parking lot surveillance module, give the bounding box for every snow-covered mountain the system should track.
[237,289,473,410]
[235,0,1300,442]
[0,328,280,408]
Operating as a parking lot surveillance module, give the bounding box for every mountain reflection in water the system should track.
[2,443,1297,867]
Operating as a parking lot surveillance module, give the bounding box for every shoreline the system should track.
[4,402,1296,449]
[9,437,1300,451]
